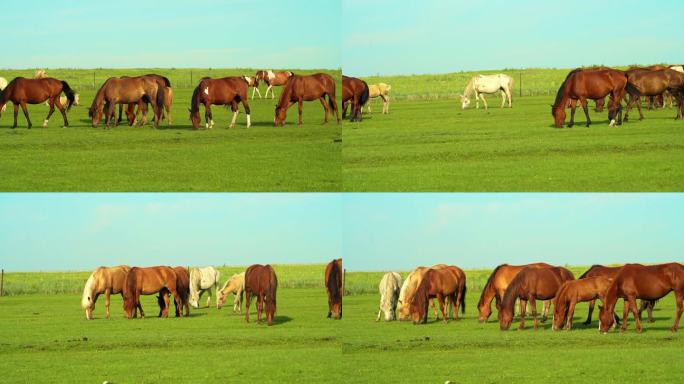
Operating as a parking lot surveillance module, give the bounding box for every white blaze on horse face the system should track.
[204,87,209,95]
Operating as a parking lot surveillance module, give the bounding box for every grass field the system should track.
[0,68,342,192]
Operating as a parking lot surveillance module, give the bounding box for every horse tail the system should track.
[123,268,138,315]
[60,81,76,111]
[156,85,165,116]
[266,266,278,317]
[160,76,171,87]
[460,283,467,314]
[360,81,370,107]
[328,79,337,112]
[625,81,641,98]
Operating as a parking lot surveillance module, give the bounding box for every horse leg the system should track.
[298,98,304,125]
[105,102,115,129]
[530,298,539,330]
[20,102,32,129]
[636,95,644,120]
[500,90,505,108]
[105,289,111,319]
[672,292,683,332]
[628,297,642,333]
[436,294,447,324]
[229,102,239,129]
[568,100,577,128]
[12,104,19,128]
[43,99,56,128]
[566,300,577,330]
[481,94,488,111]
[580,98,591,127]
[647,300,655,323]
[205,104,214,129]
[55,98,69,127]
[584,299,595,325]
[541,300,550,322]
[206,287,212,308]
[256,295,263,323]
[518,299,527,330]
[245,291,251,323]
[266,85,274,99]
[319,97,330,124]
[342,100,348,119]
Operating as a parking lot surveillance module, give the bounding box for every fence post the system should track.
[1,269,4,297]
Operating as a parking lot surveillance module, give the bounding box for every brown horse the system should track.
[398,264,454,321]
[477,262,552,323]
[90,76,164,128]
[624,68,684,121]
[122,266,182,319]
[599,263,684,333]
[157,266,190,317]
[342,76,370,122]
[244,264,278,326]
[274,73,340,126]
[325,258,343,319]
[552,276,614,331]
[255,70,294,99]
[0,77,75,129]
[81,265,131,320]
[409,266,466,324]
[552,68,635,128]
[499,266,574,330]
[118,74,174,127]
[189,76,252,129]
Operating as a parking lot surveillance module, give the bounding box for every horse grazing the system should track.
[376,272,402,322]
[274,73,340,126]
[123,266,182,319]
[342,75,370,122]
[552,276,614,331]
[477,263,552,323]
[367,83,391,114]
[409,266,467,324]
[460,74,514,110]
[81,265,131,320]
[189,77,252,129]
[244,264,278,326]
[189,266,220,309]
[398,264,452,321]
[499,266,574,330]
[255,70,294,99]
[599,263,684,333]
[325,258,343,319]
[90,76,164,128]
[0,77,75,129]
[624,68,684,121]
[217,272,245,313]
[551,68,636,128]
[157,266,191,317]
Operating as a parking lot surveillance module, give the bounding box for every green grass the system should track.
[0,68,341,191]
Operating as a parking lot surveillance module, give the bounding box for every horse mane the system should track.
[145,74,171,87]
[190,82,201,113]
[463,78,475,97]
[578,264,604,279]
[89,77,114,117]
[410,270,431,321]
[276,77,294,109]
[478,264,507,308]
[81,271,97,309]
[265,265,278,316]
[123,268,139,314]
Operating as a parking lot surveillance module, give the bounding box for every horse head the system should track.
[551,105,566,128]
[274,104,287,126]
[460,94,470,109]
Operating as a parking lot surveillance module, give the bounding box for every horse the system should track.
[623,68,684,121]
[274,73,340,126]
[367,83,391,114]
[0,77,75,129]
[342,76,370,122]
[189,266,220,309]
[255,70,294,99]
[599,263,684,333]
[122,266,182,319]
[577,264,655,325]
[498,266,574,330]
[552,276,614,331]
[325,258,343,319]
[217,272,245,313]
[90,76,164,128]
[551,68,636,128]
[244,264,278,326]
[117,74,174,127]
[398,264,452,321]
[81,265,131,320]
[189,76,252,129]
[477,262,553,323]
[460,74,514,110]
[376,272,402,321]
[156,266,191,317]
[408,266,466,324]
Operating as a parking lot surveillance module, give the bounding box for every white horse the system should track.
[376,272,402,321]
[460,74,514,110]
[0,77,7,113]
[367,83,391,114]
[217,272,245,313]
[189,266,220,309]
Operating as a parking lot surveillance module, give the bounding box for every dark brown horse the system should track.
[255,70,294,99]
[118,74,174,127]
[90,76,164,128]
[624,68,684,121]
[244,264,278,326]
[599,263,684,333]
[409,266,467,324]
[477,262,552,322]
[123,266,182,319]
[158,266,191,317]
[325,258,343,319]
[189,76,252,129]
[552,68,635,128]
[342,75,369,122]
[499,266,574,330]
[552,276,615,331]
[274,73,340,126]
[0,77,75,128]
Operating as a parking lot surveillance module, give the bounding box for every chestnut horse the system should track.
[90,76,164,128]
[499,266,574,330]
[624,68,684,121]
[81,265,131,320]
[274,73,340,126]
[244,264,278,326]
[578,264,655,325]
[552,276,614,331]
[0,77,75,129]
[552,68,635,128]
[325,258,343,319]
[122,266,182,319]
[409,266,466,324]
[477,262,552,323]
[342,75,369,122]
[398,264,453,321]
[190,76,252,129]
[157,266,191,317]
[599,263,684,333]
[117,74,174,127]
[255,70,294,99]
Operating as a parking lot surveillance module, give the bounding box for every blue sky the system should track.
[1,0,340,69]
[343,0,684,76]
[343,193,684,271]
[0,194,342,271]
